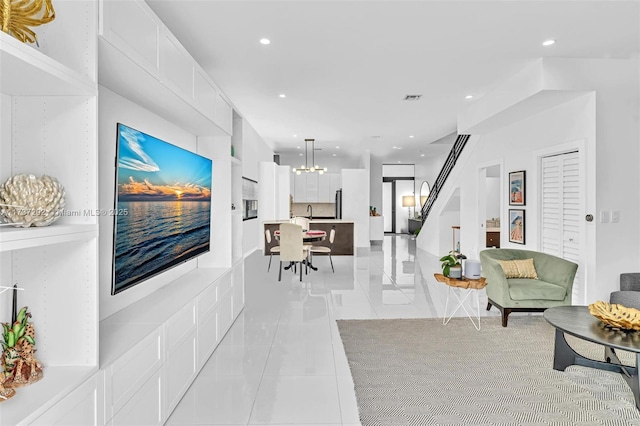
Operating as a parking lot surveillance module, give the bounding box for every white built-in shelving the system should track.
[96,0,245,425]
[0,1,100,425]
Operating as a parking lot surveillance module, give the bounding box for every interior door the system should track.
[541,151,583,302]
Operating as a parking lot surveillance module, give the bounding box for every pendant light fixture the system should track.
[292,139,327,175]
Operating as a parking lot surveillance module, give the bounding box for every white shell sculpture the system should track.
[0,174,66,227]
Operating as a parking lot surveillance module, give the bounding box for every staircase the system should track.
[420,134,470,222]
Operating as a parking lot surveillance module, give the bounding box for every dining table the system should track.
[273,229,326,271]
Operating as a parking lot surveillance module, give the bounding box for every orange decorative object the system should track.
[0,0,55,44]
[589,300,640,331]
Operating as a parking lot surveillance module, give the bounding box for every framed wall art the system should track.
[508,209,525,244]
[509,170,526,206]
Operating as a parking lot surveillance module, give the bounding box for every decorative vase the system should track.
[0,174,65,227]
[449,265,463,279]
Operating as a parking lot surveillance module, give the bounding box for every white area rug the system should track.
[337,316,640,425]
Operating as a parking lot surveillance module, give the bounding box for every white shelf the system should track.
[231,156,241,166]
[0,365,97,426]
[0,224,98,252]
[0,32,97,96]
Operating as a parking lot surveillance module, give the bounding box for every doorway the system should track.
[383,178,415,233]
[477,162,503,251]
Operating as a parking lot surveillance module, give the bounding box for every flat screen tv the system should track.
[111,123,213,295]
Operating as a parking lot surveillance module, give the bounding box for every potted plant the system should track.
[440,251,467,278]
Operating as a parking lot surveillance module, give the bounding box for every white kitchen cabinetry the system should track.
[295,172,341,202]
[0,2,100,425]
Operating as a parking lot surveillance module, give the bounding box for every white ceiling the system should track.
[146,0,639,166]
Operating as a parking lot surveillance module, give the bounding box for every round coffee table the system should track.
[544,305,640,409]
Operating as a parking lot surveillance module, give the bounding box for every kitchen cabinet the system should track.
[486,231,500,248]
[263,221,354,255]
[294,173,341,202]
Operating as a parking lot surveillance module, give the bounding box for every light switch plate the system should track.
[600,211,610,223]
[611,210,620,223]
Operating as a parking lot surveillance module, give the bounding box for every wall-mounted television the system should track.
[111,123,213,295]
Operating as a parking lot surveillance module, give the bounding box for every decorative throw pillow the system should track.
[498,259,538,279]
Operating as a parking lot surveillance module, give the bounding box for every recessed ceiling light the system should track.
[465,95,473,99]
[397,160,401,163]
[279,94,286,98]
[296,146,301,149]
[542,39,556,46]
[393,146,402,150]
[260,38,271,45]
[293,134,297,137]
[409,135,414,138]
[421,154,425,157]
[336,146,340,149]
[333,154,336,157]
[299,153,303,156]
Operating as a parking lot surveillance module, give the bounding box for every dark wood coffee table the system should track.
[544,305,640,409]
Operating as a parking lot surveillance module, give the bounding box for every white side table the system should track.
[434,274,487,330]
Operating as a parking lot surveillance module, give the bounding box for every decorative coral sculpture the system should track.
[0,0,55,44]
[2,306,43,388]
[0,174,65,227]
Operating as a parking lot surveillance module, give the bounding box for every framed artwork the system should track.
[509,209,525,244]
[509,170,526,206]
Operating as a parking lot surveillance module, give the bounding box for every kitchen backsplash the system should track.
[291,203,335,218]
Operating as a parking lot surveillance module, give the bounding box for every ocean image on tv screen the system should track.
[112,123,212,295]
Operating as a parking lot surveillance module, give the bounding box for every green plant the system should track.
[439,251,466,276]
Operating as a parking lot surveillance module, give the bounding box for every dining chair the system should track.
[264,229,280,272]
[278,223,309,281]
[291,216,310,231]
[310,226,336,272]
[291,216,313,250]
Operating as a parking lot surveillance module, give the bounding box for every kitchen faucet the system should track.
[307,204,313,220]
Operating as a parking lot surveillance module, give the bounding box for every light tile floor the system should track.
[167,235,505,426]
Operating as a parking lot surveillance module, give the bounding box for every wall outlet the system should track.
[600,211,609,223]
[611,210,620,223]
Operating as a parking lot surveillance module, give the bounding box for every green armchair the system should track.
[479,249,578,327]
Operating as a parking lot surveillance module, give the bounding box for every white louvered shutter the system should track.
[541,151,583,303]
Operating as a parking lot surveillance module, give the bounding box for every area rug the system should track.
[337,316,640,426]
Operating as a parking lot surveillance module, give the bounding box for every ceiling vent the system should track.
[404,95,422,101]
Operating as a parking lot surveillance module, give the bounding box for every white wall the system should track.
[419,57,639,305]
[240,120,274,255]
[98,86,203,320]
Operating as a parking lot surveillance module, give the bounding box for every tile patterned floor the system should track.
[167,235,505,425]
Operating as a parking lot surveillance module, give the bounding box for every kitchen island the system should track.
[263,220,354,255]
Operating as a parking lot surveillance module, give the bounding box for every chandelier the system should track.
[292,139,328,175]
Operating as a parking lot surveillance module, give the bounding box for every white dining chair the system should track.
[278,223,310,281]
[291,216,310,231]
[264,228,280,272]
[310,227,336,272]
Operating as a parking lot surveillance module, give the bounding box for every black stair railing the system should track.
[420,134,470,223]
